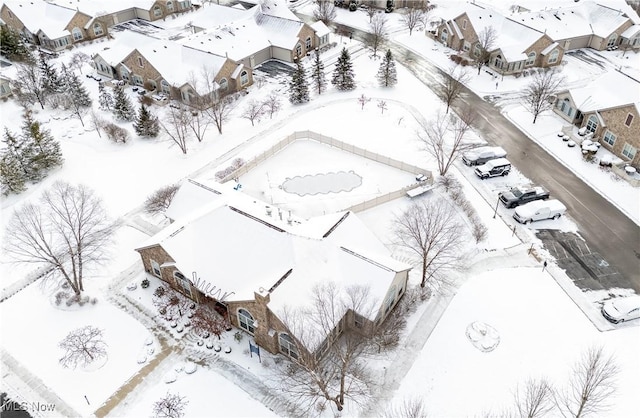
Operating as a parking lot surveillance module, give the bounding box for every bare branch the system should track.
[152,392,188,418]
[59,325,107,369]
[513,378,555,418]
[241,100,265,126]
[474,26,498,75]
[440,65,470,113]
[313,1,337,25]
[160,105,191,154]
[521,70,564,124]
[368,14,388,58]
[144,184,179,216]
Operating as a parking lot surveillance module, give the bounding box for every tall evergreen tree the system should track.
[113,85,135,121]
[98,82,114,111]
[289,58,309,104]
[0,153,26,195]
[21,110,63,180]
[377,49,397,87]
[1,128,31,181]
[39,52,62,95]
[134,104,160,137]
[0,26,33,63]
[61,64,92,126]
[331,48,355,91]
[310,49,326,95]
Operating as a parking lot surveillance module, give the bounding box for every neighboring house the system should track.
[436,4,564,75]
[135,179,412,357]
[0,75,13,99]
[46,0,194,26]
[514,1,640,51]
[554,71,640,166]
[0,0,108,51]
[92,31,251,104]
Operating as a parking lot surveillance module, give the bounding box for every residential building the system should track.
[554,71,640,165]
[135,179,411,357]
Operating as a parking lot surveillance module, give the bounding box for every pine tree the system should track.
[0,153,26,195]
[1,128,31,182]
[377,49,397,87]
[113,85,134,121]
[21,110,64,180]
[134,104,160,137]
[311,49,326,95]
[0,26,33,63]
[331,48,355,91]
[98,82,114,111]
[62,64,92,126]
[289,58,310,104]
[39,52,62,95]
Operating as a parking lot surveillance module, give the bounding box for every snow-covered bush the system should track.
[103,122,130,143]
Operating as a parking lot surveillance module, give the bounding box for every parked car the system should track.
[474,158,511,179]
[462,146,507,166]
[513,199,566,224]
[601,296,640,324]
[499,186,550,208]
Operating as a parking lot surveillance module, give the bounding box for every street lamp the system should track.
[493,195,500,219]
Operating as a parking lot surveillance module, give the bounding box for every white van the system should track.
[513,199,567,224]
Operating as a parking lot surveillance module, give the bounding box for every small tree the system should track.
[204,94,236,134]
[289,58,310,104]
[521,69,564,124]
[331,48,356,91]
[377,49,397,87]
[262,93,282,119]
[103,122,131,143]
[358,94,371,110]
[39,52,63,96]
[473,26,498,75]
[377,99,388,114]
[98,82,114,111]
[440,65,470,114]
[134,104,160,137]
[145,184,180,215]
[1,127,32,184]
[152,393,188,418]
[310,49,327,95]
[401,8,426,36]
[153,284,192,319]
[191,305,228,340]
[241,100,265,126]
[513,378,555,418]
[382,397,428,418]
[0,26,32,62]
[0,153,27,195]
[59,326,107,369]
[368,14,388,58]
[556,346,619,418]
[61,64,92,127]
[68,51,90,74]
[113,85,135,121]
[313,0,336,25]
[393,198,465,289]
[161,105,191,154]
[21,109,64,180]
[14,62,47,109]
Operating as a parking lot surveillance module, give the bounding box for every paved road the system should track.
[330,22,640,290]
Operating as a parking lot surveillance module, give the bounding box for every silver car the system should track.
[601,296,640,324]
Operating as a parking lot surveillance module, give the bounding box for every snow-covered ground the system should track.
[1,1,639,417]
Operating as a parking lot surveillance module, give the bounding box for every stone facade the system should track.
[64,12,108,44]
[144,0,194,22]
[581,105,640,166]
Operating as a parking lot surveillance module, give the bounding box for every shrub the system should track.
[141,278,150,288]
[154,286,166,298]
[103,122,130,143]
[91,298,98,305]
[234,331,243,342]
[450,55,462,64]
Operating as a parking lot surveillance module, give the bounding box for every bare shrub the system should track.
[103,122,130,143]
[59,325,107,369]
[144,184,179,215]
[152,392,188,418]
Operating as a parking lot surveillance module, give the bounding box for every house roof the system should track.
[514,1,633,40]
[310,20,330,38]
[563,71,640,112]
[4,0,76,39]
[140,179,410,320]
[47,0,157,15]
[621,24,640,38]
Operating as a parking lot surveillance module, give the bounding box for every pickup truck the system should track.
[513,199,566,224]
[462,146,507,166]
[499,186,550,208]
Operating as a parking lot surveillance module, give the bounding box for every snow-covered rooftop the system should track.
[4,0,77,39]
[564,71,640,112]
[46,0,156,15]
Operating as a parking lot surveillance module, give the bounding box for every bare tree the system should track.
[68,52,90,75]
[276,283,376,414]
[418,105,477,175]
[186,69,217,142]
[145,184,179,216]
[556,346,619,418]
[401,8,426,36]
[153,392,188,418]
[473,26,498,75]
[440,65,470,114]
[262,93,282,119]
[369,14,388,58]
[241,100,265,126]
[382,397,428,418]
[521,70,564,124]
[14,62,47,109]
[393,198,465,289]
[4,182,114,296]
[59,325,107,369]
[377,99,388,114]
[203,94,236,134]
[153,284,192,320]
[313,0,337,25]
[89,109,105,139]
[366,6,376,23]
[358,94,371,110]
[191,304,229,340]
[161,105,191,154]
[513,378,555,418]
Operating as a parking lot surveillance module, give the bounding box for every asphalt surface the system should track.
[329,22,640,291]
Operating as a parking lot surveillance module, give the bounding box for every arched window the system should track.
[173,271,192,298]
[548,49,559,64]
[525,52,536,66]
[240,70,249,85]
[607,34,617,48]
[585,115,598,133]
[153,5,162,17]
[72,27,83,41]
[295,43,302,57]
[305,37,312,51]
[93,23,103,37]
[238,309,255,334]
[167,1,174,12]
[161,80,170,94]
[219,78,228,91]
[558,97,573,118]
[120,67,130,81]
[279,333,299,359]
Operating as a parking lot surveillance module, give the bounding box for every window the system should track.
[625,113,634,127]
[238,309,255,334]
[72,27,83,41]
[240,70,248,85]
[548,49,559,64]
[558,98,573,118]
[440,28,448,43]
[0,83,9,96]
[525,52,535,66]
[161,80,170,94]
[385,285,397,314]
[585,115,598,133]
[603,130,616,146]
[622,143,637,160]
[295,43,302,57]
[137,56,144,67]
[120,68,130,81]
[219,78,228,91]
[305,37,312,50]
[463,41,470,52]
[607,34,617,48]
[93,23,103,37]
[166,1,174,12]
[150,260,161,277]
[279,333,299,359]
[180,0,191,9]
[153,5,162,17]
[473,43,481,57]
[132,75,143,86]
[174,271,192,298]
[462,19,467,30]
